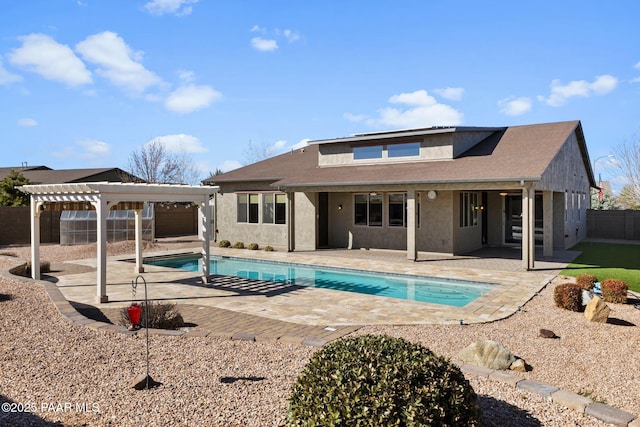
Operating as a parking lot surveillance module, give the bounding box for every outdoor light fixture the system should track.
[338,204,343,210]
[499,192,508,197]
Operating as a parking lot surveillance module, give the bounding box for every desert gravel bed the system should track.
[1,242,638,426]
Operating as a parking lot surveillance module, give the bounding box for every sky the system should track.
[1,0,639,189]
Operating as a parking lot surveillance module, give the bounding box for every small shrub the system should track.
[576,273,598,290]
[218,240,231,248]
[233,241,245,249]
[119,301,184,330]
[553,283,584,312]
[286,334,480,427]
[264,245,274,252]
[247,243,259,250]
[19,260,52,277]
[601,279,628,304]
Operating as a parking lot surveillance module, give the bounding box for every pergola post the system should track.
[287,192,295,252]
[521,184,535,270]
[200,196,211,281]
[30,196,41,280]
[95,196,108,303]
[406,189,417,261]
[134,207,144,273]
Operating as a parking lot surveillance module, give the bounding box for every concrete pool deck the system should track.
[47,244,578,327]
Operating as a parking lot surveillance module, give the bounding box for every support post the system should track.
[287,192,295,252]
[543,191,553,258]
[200,196,211,281]
[30,197,41,280]
[95,196,108,303]
[406,189,417,261]
[134,208,144,273]
[521,184,535,270]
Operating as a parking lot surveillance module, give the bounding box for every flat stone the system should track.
[516,380,558,399]
[301,338,327,347]
[278,335,304,345]
[182,329,210,337]
[585,402,636,426]
[458,363,494,378]
[488,370,522,387]
[231,332,256,341]
[552,389,592,413]
[628,416,640,427]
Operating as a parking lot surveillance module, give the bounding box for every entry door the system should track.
[318,192,329,248]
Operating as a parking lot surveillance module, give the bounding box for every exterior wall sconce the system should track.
[499,192,508,197]
[338,204,343,210]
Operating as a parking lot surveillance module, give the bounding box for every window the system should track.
[237,193,259,223]
[389,193,406,227]
[354,193,382,226]
[354,145,383,160]
[388,142,420,158]
[459,192,478,227]
[263,193,287,224]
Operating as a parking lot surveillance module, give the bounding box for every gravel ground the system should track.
[1,241,639,426]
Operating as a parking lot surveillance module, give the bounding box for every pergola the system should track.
[18,182,218,303]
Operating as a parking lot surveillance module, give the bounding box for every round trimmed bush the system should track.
[247,242,259,250]
[576,274,598,290]
[218,240,231,248]
[601,279,628,304]
[554,283,584,312]
[232,241,245,249]
[286,334,480,426]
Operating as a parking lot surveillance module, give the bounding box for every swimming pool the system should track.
[146,255,496,307]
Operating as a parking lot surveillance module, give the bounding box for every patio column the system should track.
[95,196,108,303]
[521,184,535,270]
[287,192,295,252]
[406,189,417,261]
[200,196,211,281]
[134,207,144,273]
[29,196,41,280]
[543,191,553,257]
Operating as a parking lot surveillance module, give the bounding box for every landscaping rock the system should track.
[584,296,610,323]
[510,358,527,372]
[582,289,595,306]
[458,340,516,370]
[539,328,558,339]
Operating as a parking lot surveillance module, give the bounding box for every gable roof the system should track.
[205,120,596,189]
[0,167,141,185]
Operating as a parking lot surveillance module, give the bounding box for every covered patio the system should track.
[18,182,218,303]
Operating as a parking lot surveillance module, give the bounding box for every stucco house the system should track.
[204,120,596,269]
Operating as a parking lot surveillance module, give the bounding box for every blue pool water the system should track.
[146,255,496,307]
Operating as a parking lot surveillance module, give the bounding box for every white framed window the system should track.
[237,193,259,223]
[354,193,382,226]
[262,193,287,224]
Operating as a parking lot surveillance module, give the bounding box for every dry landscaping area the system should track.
[1,241,639,426]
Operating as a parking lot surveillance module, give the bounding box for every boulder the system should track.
[457,340,516,370]
[584,296,610,323]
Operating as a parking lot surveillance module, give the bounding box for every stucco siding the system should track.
[419,191,453,253]
[294,192,317,251]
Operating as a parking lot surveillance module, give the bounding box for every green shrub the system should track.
[218,240,231,248]
[576,273,598,290]
[553,283,584,312]
[286,334,480,427]
[247,243,259,250]
[119,301,184,330]
[233,241,245,249]
[601,279,628,304]
[264,245,274,252]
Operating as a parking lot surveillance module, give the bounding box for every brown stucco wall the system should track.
[0,207,60,245]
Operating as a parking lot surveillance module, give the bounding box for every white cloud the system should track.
[8,33,92,87]
[631,77,640,84]
[144,0,198,16]
[635,61,640,69]
[498,96,532,116]
[164,84,222,113]
[17,118,38,127]
[347,90,463,129]
[282,29,300,42]
[251,37,278,52]
[52,139,111,159]
[250,25,266,34]
[148,134,207,153]
[177,69,195,83]
[0,58,22,84]
[219,159,242,172]
[291,138,310,150]
[538,74,618,107]
[76,31,163,94]
[434,87,464,101]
